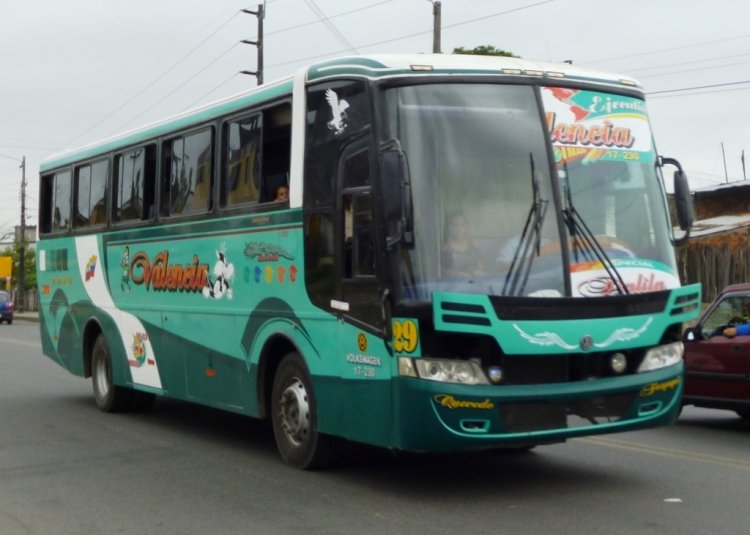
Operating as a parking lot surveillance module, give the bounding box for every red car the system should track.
[682,283,750,419]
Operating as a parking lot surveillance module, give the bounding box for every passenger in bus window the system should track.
[441,211,485,278]
[274,184,289,202]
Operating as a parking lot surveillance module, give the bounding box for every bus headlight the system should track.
[412,358,489,385]
[637,342,683,372]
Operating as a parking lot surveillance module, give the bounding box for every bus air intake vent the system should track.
[670,291,700,316]
[439,301,492,327]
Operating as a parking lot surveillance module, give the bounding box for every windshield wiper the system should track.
[561,163,629,295]
[503,154,548,296]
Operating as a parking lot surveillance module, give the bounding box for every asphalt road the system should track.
[1,320,749,535]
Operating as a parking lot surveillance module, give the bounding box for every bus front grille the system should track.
[498,392,637,433]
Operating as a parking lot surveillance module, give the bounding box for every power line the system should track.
[114,44,240,133]
[637,59,750,81]
[267,0,554,70]
[627,51,750,75]
[0,152,22,162]
[648,85,750,100]
[183,74,239,110]
[647,79,750,96]
[0,143,59,152]
[582,32,750,66]
[0,167,21,177]
[266,1,391,37]
[441,0,554,33]
[61,8,243,147]
[303,0,359,53]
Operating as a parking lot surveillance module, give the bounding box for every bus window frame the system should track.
[218,98,293,214]
[112,143,157,228]
[221,110,264,209]
[40,167,74,236]
[73,157,110,232]
[160,124,216,221]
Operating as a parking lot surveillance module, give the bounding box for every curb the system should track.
[14,314,40,323]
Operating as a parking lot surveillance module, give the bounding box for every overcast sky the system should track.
[2,0,749,236]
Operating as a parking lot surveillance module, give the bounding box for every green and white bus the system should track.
[37,54,700,468]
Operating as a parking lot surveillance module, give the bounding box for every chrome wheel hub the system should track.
[278,378,310,446]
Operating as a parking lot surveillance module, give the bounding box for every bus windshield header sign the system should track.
[542,87,654,165]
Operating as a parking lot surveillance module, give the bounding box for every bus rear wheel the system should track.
[91,334,133,412]
[271,352,333,469]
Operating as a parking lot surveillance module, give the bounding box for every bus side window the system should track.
[223,113,261,207]
[341,147,374,278]
[113,145,155,223]
[221,103,291,208]
[343,193,375,278]
[303,81,369,312]
[262,104,291,203]
[40,173,54,234]
[74,159,108,229]
[162,127,213,217]
[42,169,72,233]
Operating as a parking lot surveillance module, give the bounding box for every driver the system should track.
[441,211,485,278]
[723,323,750,338]
[723,302,750,337]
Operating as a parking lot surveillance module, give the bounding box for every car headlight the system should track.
[637,342,683,372]
[403,358,489,385]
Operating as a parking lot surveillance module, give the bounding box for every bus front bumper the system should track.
[391,363,683,452]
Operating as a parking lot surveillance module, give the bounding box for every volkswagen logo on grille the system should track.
[580,335,594,351]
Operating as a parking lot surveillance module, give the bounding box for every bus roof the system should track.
[305,54,641,89]
[41,54,641,172]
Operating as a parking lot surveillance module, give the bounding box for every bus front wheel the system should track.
[271,352,333,469]
[91,334,133,412]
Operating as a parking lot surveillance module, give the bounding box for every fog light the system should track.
[610,352,627,374]
[488,366,504,384]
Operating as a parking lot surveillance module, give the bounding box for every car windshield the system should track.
[701,294,750,338]
[383,82,680,303]
[0,292,9,303]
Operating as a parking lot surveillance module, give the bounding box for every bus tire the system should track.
[271,352,334,469]
[91,334,133,412]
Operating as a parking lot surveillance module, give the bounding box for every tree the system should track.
[453,45,518,58]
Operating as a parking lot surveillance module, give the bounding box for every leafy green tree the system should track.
[453,45,518,58]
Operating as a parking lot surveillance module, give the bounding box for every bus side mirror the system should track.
[662,157,693,245]
[380,140,414,248]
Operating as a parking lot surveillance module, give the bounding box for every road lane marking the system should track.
[578,435,750,471]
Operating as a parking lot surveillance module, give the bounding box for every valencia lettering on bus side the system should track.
[130,251,209,292]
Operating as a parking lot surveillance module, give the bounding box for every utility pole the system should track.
[431,1,442,53]
[240,4,265,85]
[742,149,746,180]
[18,156,26,313]
[721,142,728,183]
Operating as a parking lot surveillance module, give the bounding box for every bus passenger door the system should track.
[303,81,392,443]
[339,142,381,328]
[336,141,393,444]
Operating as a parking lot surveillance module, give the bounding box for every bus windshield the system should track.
[384,83,678,301]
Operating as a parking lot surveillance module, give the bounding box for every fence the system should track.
[677,227,750,304]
